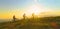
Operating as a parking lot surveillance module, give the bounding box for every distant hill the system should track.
[0,19,10,22]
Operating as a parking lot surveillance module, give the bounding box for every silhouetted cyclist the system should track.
[13,15,16,22]
[32,13,35,19]
[23,13,26,20]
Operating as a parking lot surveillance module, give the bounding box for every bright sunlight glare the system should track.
[25,5,41,16]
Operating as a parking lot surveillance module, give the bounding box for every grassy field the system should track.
[0,16,60,29]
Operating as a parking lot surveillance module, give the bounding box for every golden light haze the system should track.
[39,11,60,17]
[0,10,60,19]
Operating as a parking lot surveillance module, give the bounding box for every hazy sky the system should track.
[0,0,60,19]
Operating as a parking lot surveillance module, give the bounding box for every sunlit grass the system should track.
[0,16,60,29]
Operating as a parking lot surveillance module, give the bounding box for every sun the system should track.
[31,6,40,15]
[25,5,41,16]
